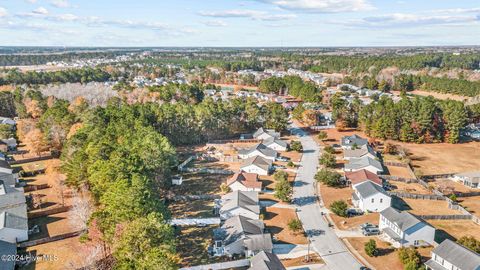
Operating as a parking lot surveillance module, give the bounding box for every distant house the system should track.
[238,144,278,161]
[0,161,13,176]
[0,211,28,243]
[341,135,368,150]
[453,171,480,189]
[171,175,183,186]
[227,172,262,192]
[212,216,272,257]
[379,207,435,248]
[262,137,288,152]
[352,181,391,212]
[425,239,480,270]
[0,240,16,270]
[218,191,260,220]
[249,251,286,270]
[0,117,15,127]
[343,145,376,160]
[0,139,17,152]
[241,156,273,176]
[345,169,383,187]
[0,178,28,244]
[253,128,280,141]
[344,157,383,174]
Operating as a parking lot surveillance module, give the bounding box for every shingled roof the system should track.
[249,251,286,270]
[227,171,262,190]
[426,239,480,270]
[346,169,382,186]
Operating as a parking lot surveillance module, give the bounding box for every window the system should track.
[413,240,419,246]
[380,198,383,203]
[371,198,374,203]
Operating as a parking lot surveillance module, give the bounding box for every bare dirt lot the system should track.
[346,237,432,270]
[333,213,379,231]
[397,141,480,175]
[264,207,308,245]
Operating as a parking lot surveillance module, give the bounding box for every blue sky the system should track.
[0,0,479,46]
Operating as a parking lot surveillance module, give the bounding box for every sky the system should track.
[0,0,479,47]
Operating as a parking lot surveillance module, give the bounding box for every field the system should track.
[397,141,480,175]
[394,198,463,215]
[264,207,308,245]
[458,196,480,215]
[392,90,468,102]
[346,237,432,270]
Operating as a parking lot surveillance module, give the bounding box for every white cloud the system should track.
[203,20,227,27]
[253,0,375,13]
[33,7,49,15]
[199,9,296,21]
[50,0,71,8]
[0,7,8,18]
[26,0,38,3]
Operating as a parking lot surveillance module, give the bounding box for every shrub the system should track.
[290,141,303,152]
[287,218,302,233]
[364,239,378,257]
[319,152,336,168]
[317,131,328,141]
[220,183,231,194]
[315,169,342,187]
[330,200,348,217]
[323,145,335,154]
[449,194,457,202]
[287,161,295,168]
[273,170,288,182]
[398,247,421,268]
[457,235,480,253]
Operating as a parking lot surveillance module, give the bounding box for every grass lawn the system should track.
[171,173,229,196]
[176,226,228,267]
[346,237,432,270]
[429,220,480,242]
[331,213,379,230]
[168,200,215,219]
[388,181,432,195]
[458,195,480,215]
[393,198,463,216]
[264,207,308,245]
[281,253,323,268]
[385,165,416,179]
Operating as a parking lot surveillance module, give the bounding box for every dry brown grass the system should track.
[281,253,323,268]
[264,207,308,245]
[386,165,416,179]
[429,220,480,240]
[319,183,353,209]
[458,196,480,215]
[400,198,463,215]
[332,213,379,230]
[388,181,432,195]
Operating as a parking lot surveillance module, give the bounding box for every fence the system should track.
[418,215,472,220]
[28,205,71,219]
[169,194,221,202]
[208,139,259,144]
[9,155,53,165]
[381,175,418,183]
[18,230,84,248]
[421,174,456,180]
[178,156,195,171]
[181,167,233,175]
[24,184,49,192]
[389,192,444,201]
[383,162,409,168]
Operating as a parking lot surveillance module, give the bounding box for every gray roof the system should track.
[0,183,26,212]
[456,171,480,183]
[253,128,280,139]
[221,191,260,215]
[0,211,28,230]
[244,233,273,252]
[263,137,288,148]
[241,156,273,171]
[0,160,11,170]
[344,145,376,159]
[341,134,368,148]
[427,239,480,270]
[0,240,16,270]
[216,216,265,245]
[249,251,286,270]
[345,157,383,172]
[354,181,389,199]
[380,207,425,231]
[238,144,278,158]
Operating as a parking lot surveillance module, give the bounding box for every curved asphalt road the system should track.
[290,125,363,270]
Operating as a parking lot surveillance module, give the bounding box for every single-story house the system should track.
[345,169,383,187]
[262,137,288,152]
[227,171,262,192]
[344,157,383,174]
[379,207,435,248]
[341,134,368,149]
[425,239,480,270]
[238,144,278,161]
[352,181,391,212]
[453,171,480,189]
[249,251,286,270]
[212,215,272,257]
[0,240,16,270]
[218,191,260,220]
[253,128,280,141]
[241,156,273,176]
[344,145,376,161]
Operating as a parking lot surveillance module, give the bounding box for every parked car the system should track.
[273,165,286,170]
[347,208,363,217]
[362,227,380,236]
[276,156,290,162]
[359,223,376,230]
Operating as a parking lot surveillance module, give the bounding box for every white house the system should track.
[212,216,273,258]
[453,171,480,189]
[379,207,435,248]
[425,239,480,270]
[341,134,368,149]
[344,157,383,174]
[240,156,273,176]
[226,172,262,192]
[252,128,280,141]
[218,191,260,220]
[171,175,183,186]
[352,181,391,212]
[344,145,377,161]
[263,137,288,152]
[238,144,278,161]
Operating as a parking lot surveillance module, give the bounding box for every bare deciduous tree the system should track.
[69,188,93,231]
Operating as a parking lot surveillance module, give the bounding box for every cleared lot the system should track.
[264,207,308,245]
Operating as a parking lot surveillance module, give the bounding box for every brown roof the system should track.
[227,171,262,189]
[345,169,382,186]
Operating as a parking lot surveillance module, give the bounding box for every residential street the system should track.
[290,125,363,270]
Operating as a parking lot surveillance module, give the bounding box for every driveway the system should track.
[290,125,363,270]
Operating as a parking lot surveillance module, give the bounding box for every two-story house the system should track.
[352,181,391,212]
[425,239,480,270]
